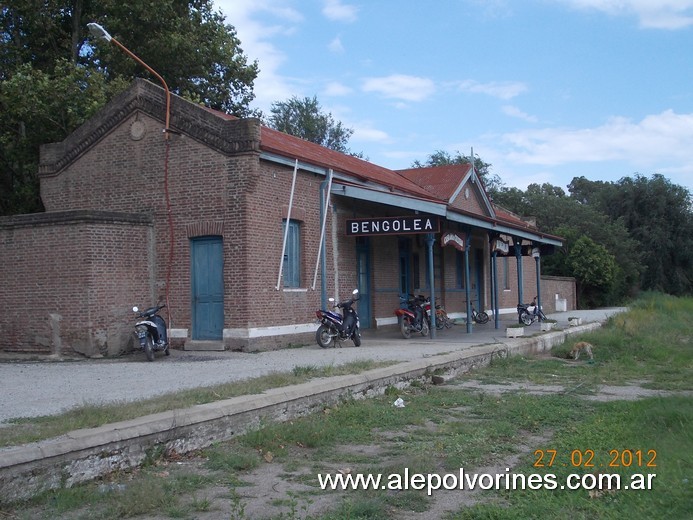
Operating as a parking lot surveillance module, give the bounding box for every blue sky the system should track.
[214,0,693,193]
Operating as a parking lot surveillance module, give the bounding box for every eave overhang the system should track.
[260,150,561,247]
[332,183,447,216]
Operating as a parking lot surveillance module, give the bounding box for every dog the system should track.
[569,341,594,360]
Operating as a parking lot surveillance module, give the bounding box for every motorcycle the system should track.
[395,294,430,339]
[132,304,170,361]
[315,289,361,348]
[517,296,547,326]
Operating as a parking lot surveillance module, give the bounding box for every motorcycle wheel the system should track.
[420,319,430,337]
[144,336,155,362]
[316,324,335,348]
[475,311,490,324]
[520,311,533,326]
[164,344,170,356]
[435,313,445,330]
[352,329,361,347]
[400,317,412,339]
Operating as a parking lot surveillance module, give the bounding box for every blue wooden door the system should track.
[191,236,224,340]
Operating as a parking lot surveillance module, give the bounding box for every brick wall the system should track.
[0,211,152,356]
[539,275,576,313]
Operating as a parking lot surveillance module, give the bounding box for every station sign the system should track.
[346,216,439,236]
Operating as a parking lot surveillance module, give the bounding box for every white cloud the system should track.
[323,81,352,96]
[215,1,305,110]
[362,75,436,102]
[322,0,359,22]
[560,0,693,29]
[352,125,391,143]
[501,110,693,175]
[501,105,538,123]
[328,36,345,53]
[455,79,528,100]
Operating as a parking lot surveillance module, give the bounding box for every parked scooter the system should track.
[133,304,170,361]
[315,289,361,348]
[517,296,547,326]
[395,294,430,339]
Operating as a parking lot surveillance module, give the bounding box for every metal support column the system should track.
[464,230,472,333]
[534,250,542,321]
[426,233,436,338]
[492,250,499,329]
[515,239,524,323]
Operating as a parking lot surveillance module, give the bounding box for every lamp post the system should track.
[88,22,175,331]
[87,22,171,137]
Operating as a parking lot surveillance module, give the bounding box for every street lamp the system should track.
[87,22,171,137]
[88,22,175,328]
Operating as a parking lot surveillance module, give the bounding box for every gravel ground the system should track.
[0,308,626,425]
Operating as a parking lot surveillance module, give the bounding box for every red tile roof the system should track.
[396,164,473,201]
[204,106,559,241]
[259,126,439,201]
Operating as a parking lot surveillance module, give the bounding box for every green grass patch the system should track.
[479,293,692,392]
[450,395,693,519]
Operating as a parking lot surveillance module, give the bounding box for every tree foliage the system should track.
[568,174,693,296]
[494,174,693,304]
[84,0,259,114]
[493,182,643,306]
[567,236,617,307]
[1,0,259,215]
[267,95,358,155]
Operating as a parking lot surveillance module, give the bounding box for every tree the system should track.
[410,150,503,193]
[84,0,259,115]
[494,181,643,305]
[0,60,127,214]
[568,174,693,295]
[1,0,259,215]
[267,95,356,154]
[568,235,617,307]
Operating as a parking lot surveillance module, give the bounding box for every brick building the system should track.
[0,79,574,357]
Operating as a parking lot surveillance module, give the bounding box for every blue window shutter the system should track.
[282,220,301,287]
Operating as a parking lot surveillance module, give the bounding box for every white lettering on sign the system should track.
[346,216,439,236]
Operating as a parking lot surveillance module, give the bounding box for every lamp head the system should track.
[87,23,112,42]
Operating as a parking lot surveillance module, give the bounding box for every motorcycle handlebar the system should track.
[136,304,166,317]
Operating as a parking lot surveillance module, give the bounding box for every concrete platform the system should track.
[0,308,626,502]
